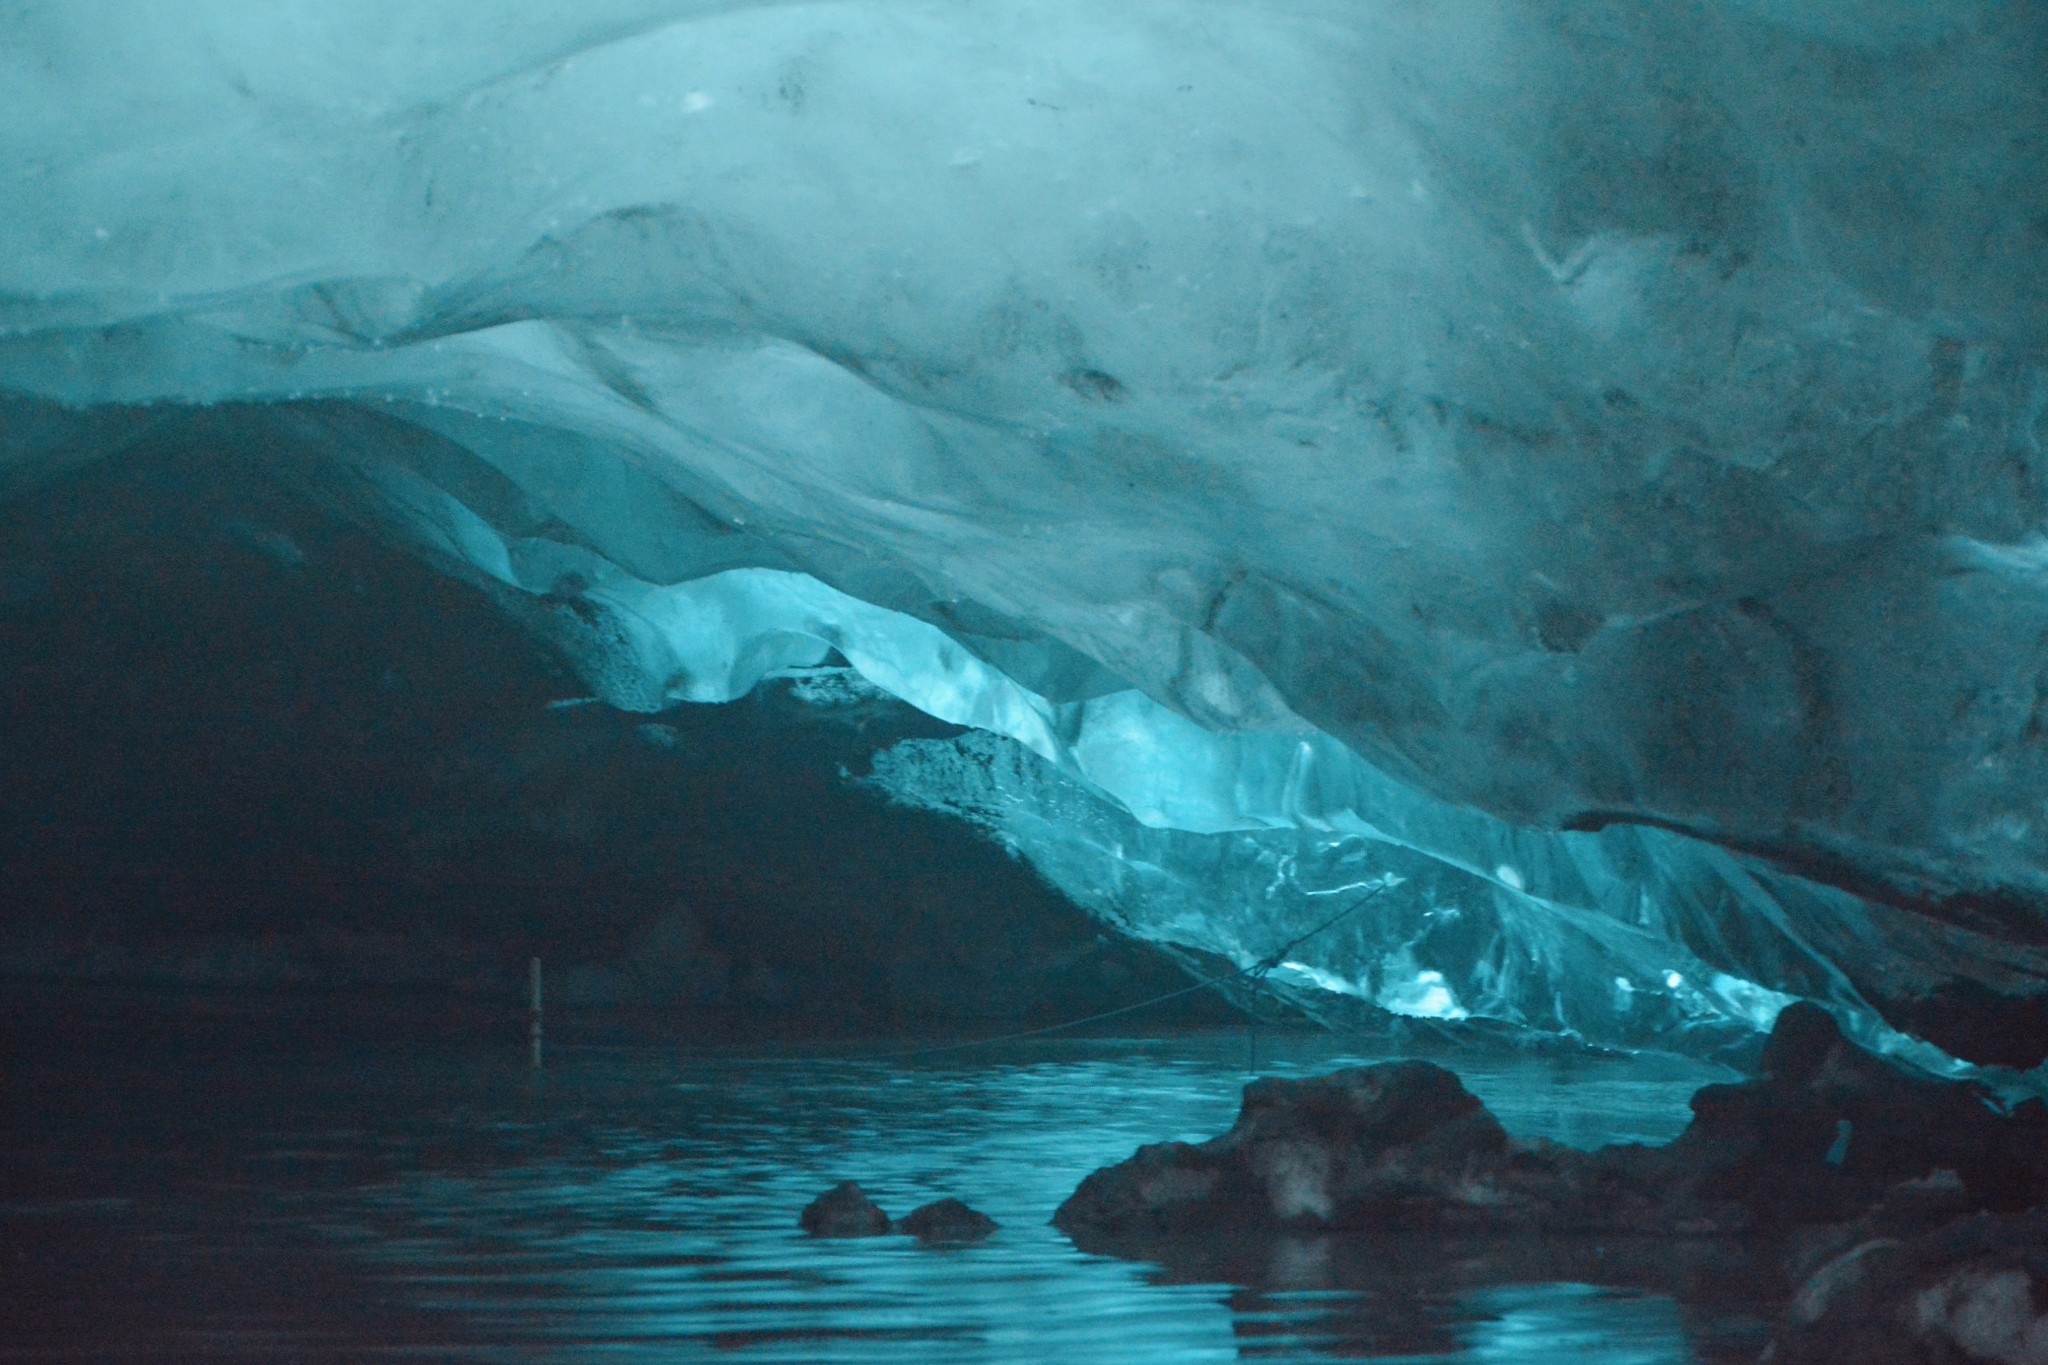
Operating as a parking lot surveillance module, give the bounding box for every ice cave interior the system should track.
[4,0,2048,1075]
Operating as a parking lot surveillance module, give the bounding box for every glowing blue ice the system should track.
[4,1,2045,1058]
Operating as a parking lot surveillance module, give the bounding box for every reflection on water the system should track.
[1,1016,1774,1362]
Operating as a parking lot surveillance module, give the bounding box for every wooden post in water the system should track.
[529,955,544,1070]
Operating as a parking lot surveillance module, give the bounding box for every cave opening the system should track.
[0,432,1230,1045]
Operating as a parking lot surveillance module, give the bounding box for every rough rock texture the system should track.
[895,1198,998,1244]
[1053,1060,1516,1240]
[1053,1005,2048,1247]
[1673,1004,2048,1225]
[798,1182,891,1238]
[1763,1212,2048,1365]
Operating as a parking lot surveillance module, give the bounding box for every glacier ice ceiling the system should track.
[4,1,2047,1065]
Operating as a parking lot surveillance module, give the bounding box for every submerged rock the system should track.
[799,1185,997,1243]
[799,1181,892,1237]
[1054,1004,2047,1249]
[896,1198,998,1244]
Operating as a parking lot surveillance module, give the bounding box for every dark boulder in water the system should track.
[1052,1060,1518,1240]
[799,1181,892,1237]
[896,1198,998,1244]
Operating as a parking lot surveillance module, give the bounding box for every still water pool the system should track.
[2,1013,1773,1363]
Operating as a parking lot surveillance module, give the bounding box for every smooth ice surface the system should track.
[5,2,2048,1052]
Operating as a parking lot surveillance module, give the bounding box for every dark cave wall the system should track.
[0,439,1229,1034]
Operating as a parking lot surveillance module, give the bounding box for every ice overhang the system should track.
[5,0,2047,1064]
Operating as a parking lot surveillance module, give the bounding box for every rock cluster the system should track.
[798,1183,998,1244]
[1054,1004,2046,1246]
[1051,1004,2048,1363]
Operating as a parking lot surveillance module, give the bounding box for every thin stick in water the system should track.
[530,955,544,1070]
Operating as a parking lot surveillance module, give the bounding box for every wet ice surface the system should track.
[2,1016,1772,1362]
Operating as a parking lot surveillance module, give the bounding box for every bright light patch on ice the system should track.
[1271,962,1371,999]
[1705,973,1793,1031]
[1378,969,1468,1022]
[1275,960,1469,1021]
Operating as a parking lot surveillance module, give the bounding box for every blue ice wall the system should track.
[4,2,2045,1058]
